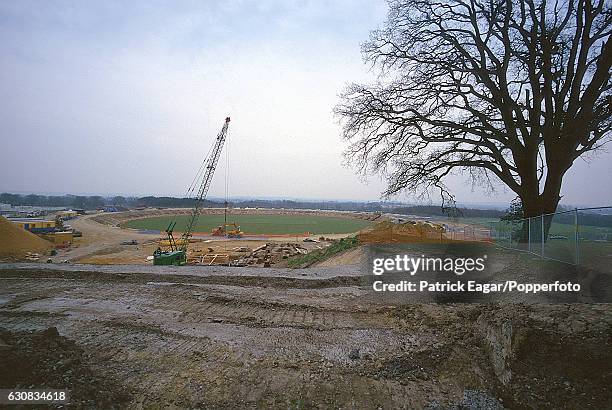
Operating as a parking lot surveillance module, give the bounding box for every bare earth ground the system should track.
[313,247,364,267]
[1,262,611,409]
[54,215,161,263]
[3,214,611,407]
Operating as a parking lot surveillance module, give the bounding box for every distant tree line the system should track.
[499,199,612,229]
[0,193,220,210]
[390,205,504,219]
[6,193,610,227]
[1,192,507,217]
[0,193,108,209]
[546,210,612,228]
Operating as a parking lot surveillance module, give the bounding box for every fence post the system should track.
[541,215,544,259]
[575,208,579,265]
[528,217,531,253]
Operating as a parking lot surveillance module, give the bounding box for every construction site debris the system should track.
[189,253,231,265]
[233,243,308,267]
[24,252,41,261]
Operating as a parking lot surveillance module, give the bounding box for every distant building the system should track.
[9,218,56,233]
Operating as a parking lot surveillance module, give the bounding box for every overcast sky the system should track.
[0,0,610,206]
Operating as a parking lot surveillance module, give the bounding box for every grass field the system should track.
[123,214,372,235]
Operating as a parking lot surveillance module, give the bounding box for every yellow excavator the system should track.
[212,222,243,238]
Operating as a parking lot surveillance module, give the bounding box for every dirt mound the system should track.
[0,216,53,261]
[0,327,130,407]
[358,220,445,244]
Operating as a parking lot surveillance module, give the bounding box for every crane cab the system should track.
[153,248,186,265]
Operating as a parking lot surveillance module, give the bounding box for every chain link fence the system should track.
[482,207,612,269]
[393,207,611,271]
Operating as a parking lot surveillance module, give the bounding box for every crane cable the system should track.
[187,142,215,197]
[223,128,230,252]
[225,125,230,210]
[168,134,215,229]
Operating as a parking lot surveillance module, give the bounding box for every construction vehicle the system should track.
[211,222,243,238]
[153,117,231,266]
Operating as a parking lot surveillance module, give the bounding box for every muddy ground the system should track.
[0,263,610,409]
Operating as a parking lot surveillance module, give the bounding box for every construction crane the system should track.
[153,116,231,266]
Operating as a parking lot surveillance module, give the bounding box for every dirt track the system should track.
[54,214,161,263]
[1,263,611,408]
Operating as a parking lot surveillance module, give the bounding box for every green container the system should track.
[153,250,186,266]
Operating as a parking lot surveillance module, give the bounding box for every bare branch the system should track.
[336,0,611,215]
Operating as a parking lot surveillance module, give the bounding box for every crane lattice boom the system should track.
[153,116,231,265]
[179,116,231,249]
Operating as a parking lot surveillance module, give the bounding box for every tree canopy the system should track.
[336,0,611,216]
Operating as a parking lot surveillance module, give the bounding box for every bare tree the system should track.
[336,0,611,227]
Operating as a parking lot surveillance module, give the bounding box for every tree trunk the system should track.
[540,194,562,242]
[516,190,540,246]
[518,191,562,246]
[517,220,530,246]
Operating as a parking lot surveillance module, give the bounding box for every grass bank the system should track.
[287,237,360,268]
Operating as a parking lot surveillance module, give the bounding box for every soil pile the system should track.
[0,327,130,407]
[0,216,52,261]
[358,220,445,244]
